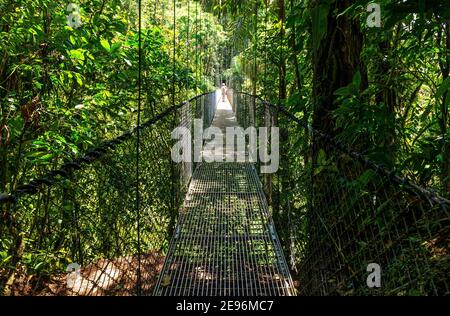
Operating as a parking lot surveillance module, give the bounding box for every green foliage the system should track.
[1,0,449,296]
[0,0,223,293]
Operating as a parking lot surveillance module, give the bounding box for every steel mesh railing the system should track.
[2,89,449,296]
[0,92,217,296]
[234,91,450,296]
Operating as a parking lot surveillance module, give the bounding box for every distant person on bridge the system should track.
[221,83,227,102]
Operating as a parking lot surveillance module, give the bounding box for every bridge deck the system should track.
[154,95,296,296]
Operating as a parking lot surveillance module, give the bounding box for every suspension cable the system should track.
[169,0,177,232]
[199,0,203,90]
[187,0,190,66]
[173,0,177,107]
[195,0,199,93]
[135,0,143,296]
[264,0,268,101]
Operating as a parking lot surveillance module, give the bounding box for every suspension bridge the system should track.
[1,90,449,296]
[154,94,295,296]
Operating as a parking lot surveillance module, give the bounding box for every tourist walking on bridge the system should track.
[221,83,227,102]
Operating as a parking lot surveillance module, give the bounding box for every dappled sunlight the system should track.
[7,253,164,296]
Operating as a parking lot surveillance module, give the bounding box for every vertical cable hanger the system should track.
[169,0,178,248]
[195,0,199,93]
[187,0,190,68]
[252,2,258,124]
[173,0,177,107]
[199,0,203,91]
[218,0,221,86]
[279,0,285,103]
[136,0,143,296]
[276,0,285,219]
[264,0,268,101]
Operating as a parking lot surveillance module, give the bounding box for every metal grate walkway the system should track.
[154,95,296,296]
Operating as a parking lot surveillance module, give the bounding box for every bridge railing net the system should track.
[0,92,216,296]
[234,92,450,296]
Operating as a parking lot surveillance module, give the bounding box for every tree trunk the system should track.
[308,0,367,294]
[312,0,367,140]
[374,36,397,164]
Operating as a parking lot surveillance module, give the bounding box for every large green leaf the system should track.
[100,38,111,52]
